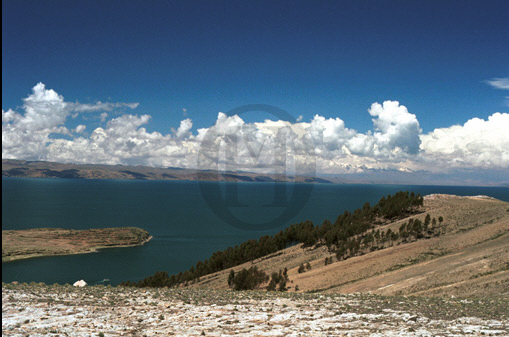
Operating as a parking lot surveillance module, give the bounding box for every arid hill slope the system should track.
[188,195,509,298]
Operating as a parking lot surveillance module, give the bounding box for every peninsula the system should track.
[2,227,151,262]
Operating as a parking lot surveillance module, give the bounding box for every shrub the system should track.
[267,268,289,291]
[229,267,268,290]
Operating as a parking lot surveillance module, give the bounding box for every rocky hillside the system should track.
[187,195,509,298]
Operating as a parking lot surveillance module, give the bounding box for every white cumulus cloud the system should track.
[420,112,509,169]
[3,83,508,182]
[368,101,422,155]
[100,112,109,122]
[2,83,141,161]
[74,125,86,134]
[2,83,69,160]
[174,118,193,140]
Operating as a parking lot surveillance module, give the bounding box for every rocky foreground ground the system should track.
[2,283,508,337]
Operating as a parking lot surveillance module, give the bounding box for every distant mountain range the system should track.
[1,159,336,184]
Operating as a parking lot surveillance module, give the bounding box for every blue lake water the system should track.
[2,177,508,285]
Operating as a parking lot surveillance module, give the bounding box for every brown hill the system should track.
[187,194,509,298]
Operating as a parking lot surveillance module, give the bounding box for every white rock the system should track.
[73,280,87,287]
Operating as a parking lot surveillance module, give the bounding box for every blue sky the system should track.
[2,1,509,185]
[3,0,508,131]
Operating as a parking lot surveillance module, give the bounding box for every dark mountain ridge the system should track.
[2,159,335,184]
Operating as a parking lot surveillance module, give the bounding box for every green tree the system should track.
[424,214,431,233]
[267,269,289,291]
[227,270,235,288]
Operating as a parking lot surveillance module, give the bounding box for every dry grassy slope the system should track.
[188,195,509,298]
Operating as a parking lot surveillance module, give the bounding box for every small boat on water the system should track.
[93,278,110,285]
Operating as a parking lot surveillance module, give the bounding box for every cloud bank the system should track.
[3,83,509,183]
